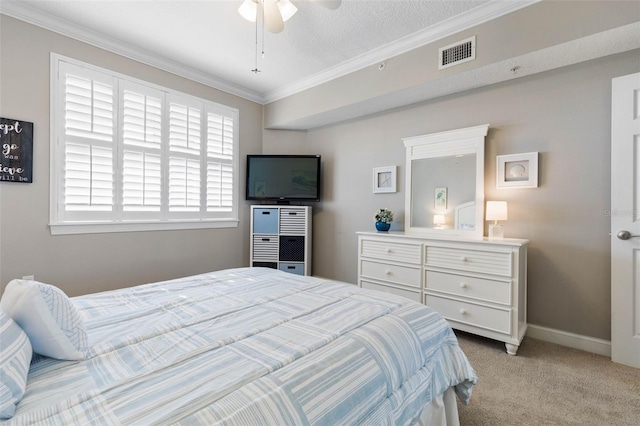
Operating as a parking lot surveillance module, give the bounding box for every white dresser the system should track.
[357,231,529,355]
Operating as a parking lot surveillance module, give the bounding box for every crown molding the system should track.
[0,0,264,104]
[1,0,539,106]
[262,0,541,104]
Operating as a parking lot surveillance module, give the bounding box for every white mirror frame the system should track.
[403,124,489,237]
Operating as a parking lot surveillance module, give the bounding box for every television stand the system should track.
[250,205,312,276]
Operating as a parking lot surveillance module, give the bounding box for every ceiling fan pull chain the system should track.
[261,10,266,59]
[252,7,261,74]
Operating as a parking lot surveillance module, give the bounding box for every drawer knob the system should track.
[460,256,468,262]
[459,308,468,316]
[459,282,468,289]
[385,269,392,275]
[386,248,393,253]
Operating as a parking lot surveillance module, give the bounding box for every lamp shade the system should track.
[486,201,508,221]
[433,214,446,225]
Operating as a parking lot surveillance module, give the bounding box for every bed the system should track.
[1,267,477,425]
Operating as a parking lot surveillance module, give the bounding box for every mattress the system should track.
[4,267,477,425]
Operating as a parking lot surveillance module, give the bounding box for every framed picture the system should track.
[373,166,397,193]
[434,186,447,210]
[497,152,539,189]
[0,117,33,183]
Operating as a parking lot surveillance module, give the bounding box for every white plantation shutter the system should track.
[64,143,113,211]
[121,84,163,214]
[169,103,201,154]
[65,74,113,142]
[169,98,201,214]
[206,109,235,212]
[169,157,200,211]
[50,55,239,234]
[122,151,162,211]
[207,162,233,211]
[60,63,115,220]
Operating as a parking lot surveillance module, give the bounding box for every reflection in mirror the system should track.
[410,154,476,229]
[403,124,489,237]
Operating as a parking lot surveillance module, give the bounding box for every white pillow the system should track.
[0,309,33,419]
[0,279,87,361]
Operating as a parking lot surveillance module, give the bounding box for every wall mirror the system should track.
[403,124,489,237]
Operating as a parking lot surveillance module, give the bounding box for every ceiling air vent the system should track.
[438,36,476,70]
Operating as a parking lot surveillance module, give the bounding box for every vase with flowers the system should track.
[374,208,393,232]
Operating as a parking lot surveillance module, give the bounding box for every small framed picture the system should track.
[434,186,447,210]
[373,166,397,193]
[497,152,538,189]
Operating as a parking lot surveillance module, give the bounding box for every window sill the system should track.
[49,218,239,235]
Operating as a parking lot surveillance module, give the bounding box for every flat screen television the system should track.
[246,155,321,202]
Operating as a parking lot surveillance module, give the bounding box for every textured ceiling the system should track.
[5,0,505,102]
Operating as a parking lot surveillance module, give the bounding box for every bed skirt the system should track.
[416,387,460,426]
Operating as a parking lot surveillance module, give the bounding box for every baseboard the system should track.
[526,324,611,357]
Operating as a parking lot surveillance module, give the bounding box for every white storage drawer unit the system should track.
[251,205,312,275]
[358,231,528,355]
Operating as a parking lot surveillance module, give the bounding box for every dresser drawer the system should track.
[362,280,421,303]
[361,260,421,288]
[425,294,511,335]
[425,271,511,305]
[361,239,421,264]
[425,246,512,277]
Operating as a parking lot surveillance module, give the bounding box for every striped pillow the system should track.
[0,309,33,419]
[0,280,87,361]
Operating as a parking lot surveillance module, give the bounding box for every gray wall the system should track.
[266,50,640,342]
[0,16,263,296]
[264,0,640,129]
[2,13,638,343]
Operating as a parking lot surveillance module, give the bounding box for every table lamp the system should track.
[486,201,508,239]
[433,214,446,229]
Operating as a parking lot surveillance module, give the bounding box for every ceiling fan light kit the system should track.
[239,0,341,73]
[238,0,258,22]
[238,0,298,33]
[238,0,341,33]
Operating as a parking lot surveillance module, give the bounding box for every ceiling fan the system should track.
[238,0,342,33]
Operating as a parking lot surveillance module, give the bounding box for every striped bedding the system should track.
[4,267,477,425]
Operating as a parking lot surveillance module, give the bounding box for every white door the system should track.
[611,72,640,368]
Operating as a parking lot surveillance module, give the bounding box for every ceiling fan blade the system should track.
[312,0,342,10]
[263,0,284,33]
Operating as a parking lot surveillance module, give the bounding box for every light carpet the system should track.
[455,331,640,425]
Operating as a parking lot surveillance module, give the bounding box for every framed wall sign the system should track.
[497,152,538,189]
[1,117,33,183]
[373,166,397,193]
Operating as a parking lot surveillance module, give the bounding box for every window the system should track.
[50,55,239,234]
